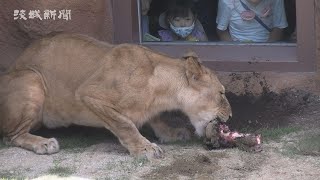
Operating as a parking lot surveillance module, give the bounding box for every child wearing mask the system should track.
[216,0,288,42]
[158,0,208,41]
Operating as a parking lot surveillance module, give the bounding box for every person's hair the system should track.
[165,0,196,20]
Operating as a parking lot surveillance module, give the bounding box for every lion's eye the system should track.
[220,91,224,95]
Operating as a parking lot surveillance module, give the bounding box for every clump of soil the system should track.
[143,153,220,179]
[226,89,319,131]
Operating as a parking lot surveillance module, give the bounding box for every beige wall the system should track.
[0,0,113,72]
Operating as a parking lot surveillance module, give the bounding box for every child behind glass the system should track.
[158,0,208,41]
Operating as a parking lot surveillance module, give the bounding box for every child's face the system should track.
[169,10,195,27]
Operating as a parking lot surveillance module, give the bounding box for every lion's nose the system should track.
[228,114,232,121]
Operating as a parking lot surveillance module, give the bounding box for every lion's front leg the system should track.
[81,96,164,159]
[149,116,191,143]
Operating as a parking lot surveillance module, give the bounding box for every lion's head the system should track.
[178,52,232,137]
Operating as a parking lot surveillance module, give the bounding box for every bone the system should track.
[204,121,262,152]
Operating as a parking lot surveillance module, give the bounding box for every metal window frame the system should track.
[112,0,316,72]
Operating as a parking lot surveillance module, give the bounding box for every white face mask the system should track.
[169,22,195,38]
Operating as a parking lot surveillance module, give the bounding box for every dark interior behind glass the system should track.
[141,0,296,43]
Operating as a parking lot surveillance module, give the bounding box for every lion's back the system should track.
[9,34,114,92]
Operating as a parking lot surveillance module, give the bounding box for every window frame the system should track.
[112,0,316,72]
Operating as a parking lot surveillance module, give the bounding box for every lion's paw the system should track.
[175,128,191,141]
[33,138,60,154]
[144,143,164,160]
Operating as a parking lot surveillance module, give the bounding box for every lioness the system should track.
[0,33,232,159]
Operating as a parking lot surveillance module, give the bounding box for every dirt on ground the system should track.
[1,89,320,180]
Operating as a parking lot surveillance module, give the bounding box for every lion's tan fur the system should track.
[0,33,231,158]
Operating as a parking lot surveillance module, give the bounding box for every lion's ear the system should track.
[182,51,203,81]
